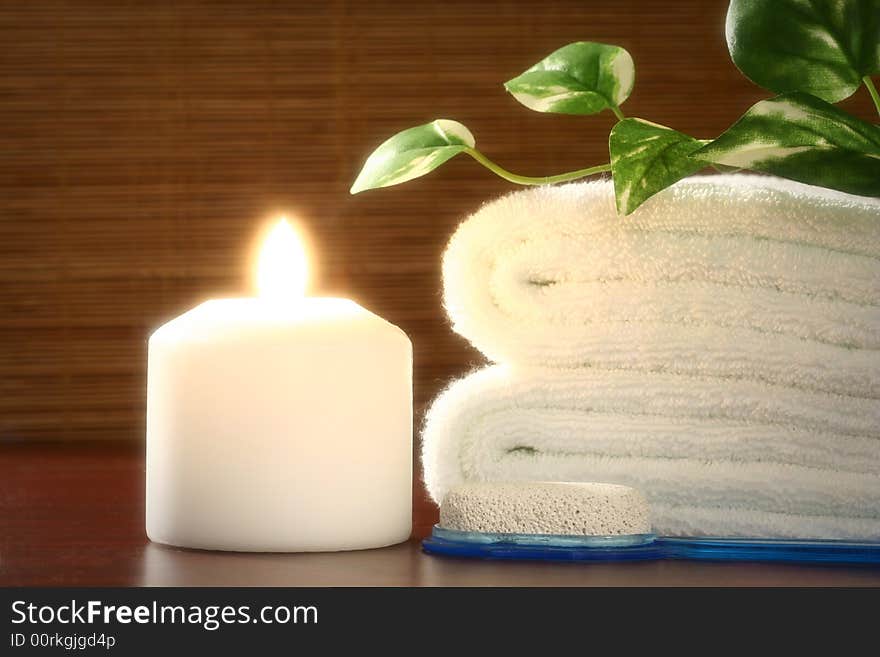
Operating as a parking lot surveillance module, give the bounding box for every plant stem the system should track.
[864,76,880,117]
[464,148,611,185]
[610,105,625,121]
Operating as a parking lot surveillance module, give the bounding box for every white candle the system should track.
[146,218,412,552]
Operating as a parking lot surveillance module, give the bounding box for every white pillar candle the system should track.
[146,219,412,552]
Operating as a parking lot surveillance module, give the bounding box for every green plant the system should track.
[350,0,880,215]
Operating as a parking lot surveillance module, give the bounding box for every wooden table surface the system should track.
[2,442,880,587]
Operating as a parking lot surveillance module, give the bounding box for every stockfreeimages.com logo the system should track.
[11,599,318,632]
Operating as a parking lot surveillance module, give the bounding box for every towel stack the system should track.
[422,175,880,539]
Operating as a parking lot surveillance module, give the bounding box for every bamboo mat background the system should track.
[1,0,875,533]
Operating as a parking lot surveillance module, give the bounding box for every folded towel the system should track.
[421,366,880,539]
[442,175,880,398]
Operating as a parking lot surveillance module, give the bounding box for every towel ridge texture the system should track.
[442,175,880,398]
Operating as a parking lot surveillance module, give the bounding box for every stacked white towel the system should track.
[422,175,880,539]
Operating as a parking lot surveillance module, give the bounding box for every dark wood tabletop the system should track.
[2,442,879,587]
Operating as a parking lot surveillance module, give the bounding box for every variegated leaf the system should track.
[694,93,880,197]
[727,0,880,103]
[609,119,706,215]
[350,119,475,194]
[504,42,634,116]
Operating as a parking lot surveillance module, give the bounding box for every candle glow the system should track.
[255,217,309,301]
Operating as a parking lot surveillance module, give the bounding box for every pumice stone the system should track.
[439,481,652,536]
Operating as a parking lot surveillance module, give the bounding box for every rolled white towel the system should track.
[421,366,880,539]
[443,175,880,398]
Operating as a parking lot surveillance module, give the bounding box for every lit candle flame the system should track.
[255,217,308,301]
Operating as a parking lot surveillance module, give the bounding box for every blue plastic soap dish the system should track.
[658,535,880,565]
[422,525,880,565]
[423,526,664,562]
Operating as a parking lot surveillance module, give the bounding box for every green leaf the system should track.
[694,92,880,197]
[609,118,706,215]
[726,0,880,103]
[504,42,634,116]
[711,163,742,173]
[350,119,475,194]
